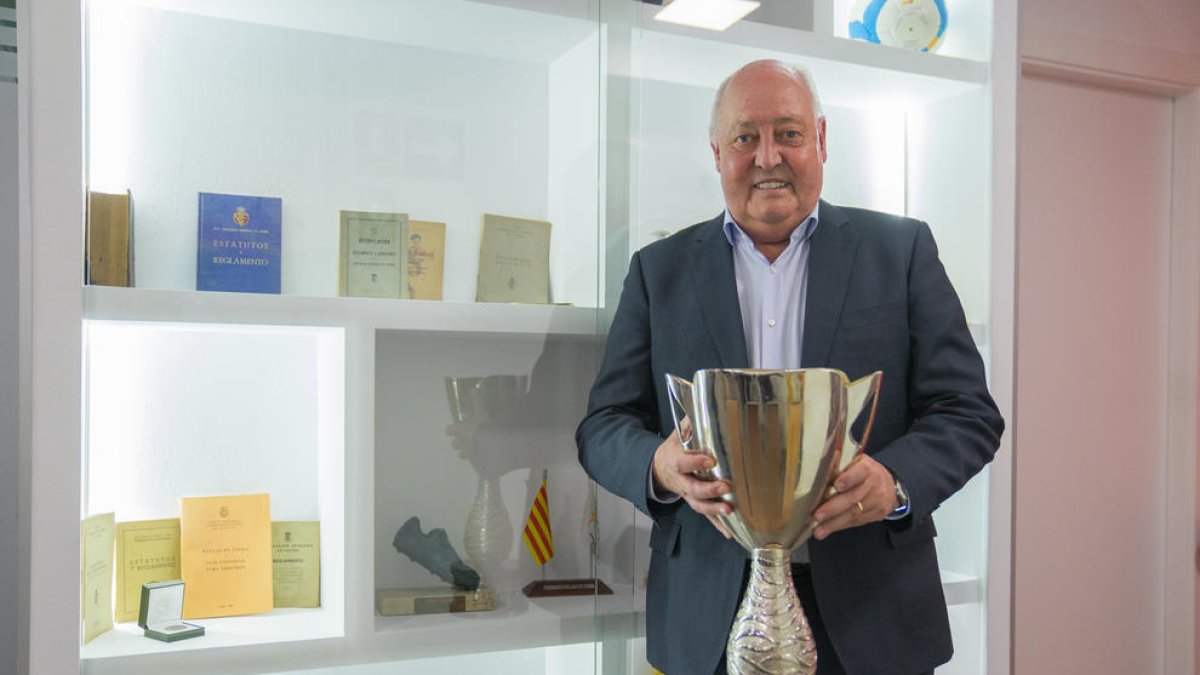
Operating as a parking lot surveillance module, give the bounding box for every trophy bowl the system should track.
[666,368,881,675]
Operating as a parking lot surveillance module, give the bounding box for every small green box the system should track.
[138,580,205,642]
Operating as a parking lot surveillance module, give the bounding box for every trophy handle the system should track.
[840,371,883,471]
[445,376,484,423]
[664,374,695,450]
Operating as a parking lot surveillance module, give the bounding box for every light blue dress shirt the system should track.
[722,206,820,371]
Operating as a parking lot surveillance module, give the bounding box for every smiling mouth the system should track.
[754,181,790,190]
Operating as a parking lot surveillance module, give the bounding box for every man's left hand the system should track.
[811,455,898,540]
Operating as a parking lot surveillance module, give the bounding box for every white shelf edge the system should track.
[112,0,985,88]
[104,0,986,104]
[83,286,600,336]
[80,573,975,672]
[365,585,643,669]
[634,3,987,92]
[79,589,643,674]
[80,608,341,660]
[372,582,642,635]
[940,570,981,606]
[110,0,599,66]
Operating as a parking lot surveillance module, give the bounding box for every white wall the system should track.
[1,76,20,675]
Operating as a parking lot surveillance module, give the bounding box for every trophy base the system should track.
[376,586,496,615]
[522,578,613,597]
[727,547,816,675]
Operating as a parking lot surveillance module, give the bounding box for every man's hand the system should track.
[652,420,734,538]
[811,454,899,540]
[445,421,478,457]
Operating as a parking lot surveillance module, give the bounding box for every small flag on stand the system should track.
[523,471,554,567]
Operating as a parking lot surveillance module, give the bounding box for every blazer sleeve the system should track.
[871,221,1005,527]
[576,250,678,519]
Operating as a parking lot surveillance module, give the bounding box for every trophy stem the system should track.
[727,546,816,675]
[463,476,513,569]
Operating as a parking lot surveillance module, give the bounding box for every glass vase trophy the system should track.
[666,368,882,675]
[444,375,529,569]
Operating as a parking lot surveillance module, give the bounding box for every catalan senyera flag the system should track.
[523,476,554,566]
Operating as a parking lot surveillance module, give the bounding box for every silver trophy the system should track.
[445,375,530,569]
[666,368,882,675]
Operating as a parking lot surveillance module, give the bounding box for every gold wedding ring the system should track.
[855,501,864,513]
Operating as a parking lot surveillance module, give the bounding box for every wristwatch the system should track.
[886,479,911,521]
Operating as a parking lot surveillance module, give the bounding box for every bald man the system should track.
[577,60,1003,675]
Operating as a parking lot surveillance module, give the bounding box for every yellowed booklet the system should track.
[337,210,408,298]
[180,493,273,618]
[114,518,181,622]
[86,190,132,287]
[271,521,321,608]
[406,220,445,301]
[81,512,115,644]
[476,213,551,304]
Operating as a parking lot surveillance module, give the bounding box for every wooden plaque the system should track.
[522,578,613,598]
[376,586,495,615]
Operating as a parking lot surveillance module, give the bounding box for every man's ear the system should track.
[711,141,721,172]
[817,116,828,164]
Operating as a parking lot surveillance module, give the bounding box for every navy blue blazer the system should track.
[576,202,1004,675]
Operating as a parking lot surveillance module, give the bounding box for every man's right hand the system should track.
[652,420,734,538]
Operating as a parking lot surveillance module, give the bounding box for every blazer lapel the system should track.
[802,201,858,367]
[691,216,749,368]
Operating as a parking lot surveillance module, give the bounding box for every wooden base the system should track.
[376,586,496,616]
[522,578,614,597]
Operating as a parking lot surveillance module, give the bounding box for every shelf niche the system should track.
[81,320,346,662]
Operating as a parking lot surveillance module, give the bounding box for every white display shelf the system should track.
[81,608,340,660]
[631,25,984,112]
[103,0,985,110]
[940,570,981,607]
[373,583,642,646]
[83,286,600,336]
[104,0,599,65]
[79,591,641,675]
[78,574,975,673]
[630,4,986,109]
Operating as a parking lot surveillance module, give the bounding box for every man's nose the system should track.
[754,135,782,168]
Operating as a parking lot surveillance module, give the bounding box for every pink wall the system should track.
[1015,1,1200,672]
[1023,0,1200,56]
[1015,75,1172,673]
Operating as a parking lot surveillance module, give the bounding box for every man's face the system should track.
[711,63,827,250]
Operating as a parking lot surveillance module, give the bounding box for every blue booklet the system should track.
[196,192,282,294]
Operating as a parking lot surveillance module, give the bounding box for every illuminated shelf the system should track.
[79,590,641,675]
[632,5,987,111]
[110,0,599,65]
[83,286,600,336]
[78,571,976,674]
[80,608,340,661]
[114,0,985,100]
[372,584,643,649]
